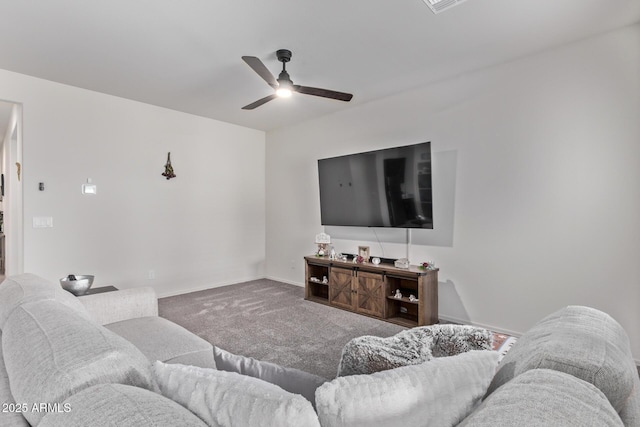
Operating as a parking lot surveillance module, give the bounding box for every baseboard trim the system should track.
[157,275,265,298]
[438,314,524,338]
[264,275,304,287]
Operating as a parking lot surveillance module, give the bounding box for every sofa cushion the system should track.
[213,346,326,407]
[0,332,29,427]
[78,287,158,325]
[315,350,498,427]
[460,369,623,426]
[39,383,207,427]
[0,273,92,329]
[2,300,158,426]
[106,316,216,369]
[153,361,321,427]
[486,305,639,424]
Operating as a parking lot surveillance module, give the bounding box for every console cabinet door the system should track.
[329,267,355,310]
[355,271,385,317]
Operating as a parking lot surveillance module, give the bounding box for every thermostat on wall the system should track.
[82,178,97,195]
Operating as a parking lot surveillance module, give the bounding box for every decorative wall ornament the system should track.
[162,152,176,180]
[15,162,21,181]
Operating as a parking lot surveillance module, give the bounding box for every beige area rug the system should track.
[159,279,406,379]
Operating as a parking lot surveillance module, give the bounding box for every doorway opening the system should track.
[0,100,24,280]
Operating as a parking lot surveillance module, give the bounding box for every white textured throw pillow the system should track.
[315,350,499,427]
[153,361,320,427]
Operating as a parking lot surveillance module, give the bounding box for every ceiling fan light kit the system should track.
[422,0,468,14]
[241,49,353,110]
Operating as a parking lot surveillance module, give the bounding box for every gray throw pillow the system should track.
[213,346,326,407]
[337,331,433,376]
[337,324,492,377]
[426,324,493,357]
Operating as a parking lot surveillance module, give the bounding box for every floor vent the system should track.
[422,0,468,14]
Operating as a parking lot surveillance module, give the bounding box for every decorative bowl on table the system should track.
[59,275,95,296]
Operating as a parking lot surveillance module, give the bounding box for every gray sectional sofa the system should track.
[0,273,638,426]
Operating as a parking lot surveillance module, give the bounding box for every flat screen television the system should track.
[318,142,433,228]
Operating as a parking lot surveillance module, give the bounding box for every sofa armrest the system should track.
[78,287,158,325]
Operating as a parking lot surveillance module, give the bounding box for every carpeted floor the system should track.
[159,279,640,380]
[159,279,406,379]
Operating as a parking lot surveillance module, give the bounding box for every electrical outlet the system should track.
[148,270,155,280]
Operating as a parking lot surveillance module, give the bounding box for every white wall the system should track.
[0,69,266,296]
[265,25,640,358]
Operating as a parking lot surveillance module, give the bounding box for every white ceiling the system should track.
[0,0,638,132]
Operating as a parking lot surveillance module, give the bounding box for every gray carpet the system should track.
[159,279,405,379]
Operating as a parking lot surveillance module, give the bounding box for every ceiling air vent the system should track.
[422,0,468,14]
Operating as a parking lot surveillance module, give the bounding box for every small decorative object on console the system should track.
[394,258,410,269]
[353,255,365,264]
[357,246,370,263]
[315,233,331,256]
[409,294,418,302]
[371,257,381,265]
[394,289,403,299]
[420,261,436,270]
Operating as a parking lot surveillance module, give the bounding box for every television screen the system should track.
[318,142,433,228]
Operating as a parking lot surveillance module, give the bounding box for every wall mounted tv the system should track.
[318,142,433,229]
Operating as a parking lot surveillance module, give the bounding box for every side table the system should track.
[82,285,118,295]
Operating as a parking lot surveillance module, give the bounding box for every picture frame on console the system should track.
[358,246,370,263]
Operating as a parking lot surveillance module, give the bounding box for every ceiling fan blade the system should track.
[295,85,353,102]
[242,94,278,110]
[242,56,277,89]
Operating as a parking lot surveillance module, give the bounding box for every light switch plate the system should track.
[33,216,53,228]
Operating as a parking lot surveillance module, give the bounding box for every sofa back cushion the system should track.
[315,350,498,427]
[460,369,623,426]
[2,300,157,425]
[0,332,29,427]
[0,273,92,329]
[39,383,207,427]
[486,305,639,425]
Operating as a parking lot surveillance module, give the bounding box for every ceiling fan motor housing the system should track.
[276,49,292,63]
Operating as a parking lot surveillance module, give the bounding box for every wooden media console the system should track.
[304,255,438,327]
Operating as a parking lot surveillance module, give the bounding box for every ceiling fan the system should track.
[241,49,353,110]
